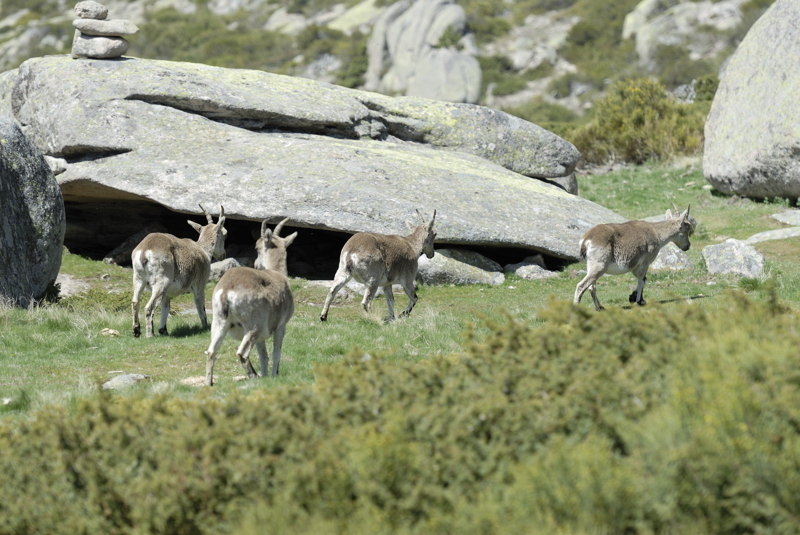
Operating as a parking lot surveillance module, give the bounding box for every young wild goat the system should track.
[131,204,227,337]
[574,206,696,311]
[320,210,436,323]
[204,220,296,386]
[253,217,297,275]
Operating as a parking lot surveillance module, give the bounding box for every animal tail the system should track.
[213,288,230,319]
[579,239,587,261]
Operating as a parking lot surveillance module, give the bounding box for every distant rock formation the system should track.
[703,0,800,199]
[365,0,482,103]
[0,117,65,307]
[1,55,620,264]
[623,0,748,66]
[71,1,138,59]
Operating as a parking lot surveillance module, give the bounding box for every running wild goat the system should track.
[320,210,436,323]
[131,204,227,337]
[574,206,696,311]
[204,219,296,385]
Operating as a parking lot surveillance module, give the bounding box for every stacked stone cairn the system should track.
[71,1,138,59]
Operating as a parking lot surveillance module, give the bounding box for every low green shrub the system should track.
[569,77,707,164]
[2,293,800,533]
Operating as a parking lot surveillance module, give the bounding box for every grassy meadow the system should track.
[3,158,800,534]
[2,157,796,408]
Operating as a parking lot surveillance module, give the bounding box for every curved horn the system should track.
[273,217,289,238]
[261,219,269,237]
[199,203,213,224]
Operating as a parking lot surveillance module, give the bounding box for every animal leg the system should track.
[204,315,228,386]
[629,273,647,306]
[399,280,418,318]
[131,278,147,338]
[143,285,165,338]
[383,284,396,322]
[235,330,259,379]
[192,286,209,329]
[158,297,171,336]
[256,340,269,378]
[574,268,604,311]
[271,325,286,376]
[361,283,379,313]
[320,270,351,321]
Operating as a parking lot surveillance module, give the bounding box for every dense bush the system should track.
[2,292,800,533]
[569,78,708,164]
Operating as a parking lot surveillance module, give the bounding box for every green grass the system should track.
[3,158,800,410]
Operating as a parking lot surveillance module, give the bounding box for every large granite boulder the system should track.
[365,0,482,103]
[3,55,620,261]
[0,117,65,307]
[703,0,800,199]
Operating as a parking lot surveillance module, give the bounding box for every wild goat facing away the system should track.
[131,205,227,337]
[204,219,295,386]
[253,217,297,275]
[574,206,696,311]
[320,210,436,323]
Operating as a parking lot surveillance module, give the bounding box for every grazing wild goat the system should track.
[320,210,436,323]
[204,219,295,385]
[131,205,227,337]
[574,206,696,311]
[253,217,297,275]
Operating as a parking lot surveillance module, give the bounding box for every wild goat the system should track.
[320,210,436,323]
[204,219,295,386]
[131,205,227,337]
[253,217,297,275]
[574,206,695,311]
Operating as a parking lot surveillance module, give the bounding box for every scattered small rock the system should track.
[102,373,150,390]
[702,239,765,278]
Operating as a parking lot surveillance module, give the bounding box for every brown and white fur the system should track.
[253,218,297,275]
[320,210,436,323]
[131,205,227,337]
[204,220,296,385]
[574,206,695,311]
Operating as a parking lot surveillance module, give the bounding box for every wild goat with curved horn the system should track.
[574,206,696,311]
[204,218,296,385]
[320,209,436,323]
[131,204,227,337]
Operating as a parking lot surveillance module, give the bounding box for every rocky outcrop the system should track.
[3,55,617,263]
[623,0,748,65]
[0,117,66,307]
[365,0,481,103]
[702,239,764,278]
[703,0,800,200]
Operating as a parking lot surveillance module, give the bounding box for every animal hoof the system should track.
[319,314,327,322]
[133,327,140,337]
[628,292,638,303]
[637,299,646,306]
[158,327,168,335]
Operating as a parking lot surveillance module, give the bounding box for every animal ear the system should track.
[221,227,228,236]
[188,220,203,233]
[263,228,274,243]
[284,231,298,247]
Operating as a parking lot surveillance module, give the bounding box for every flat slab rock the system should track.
[6,55,624,260]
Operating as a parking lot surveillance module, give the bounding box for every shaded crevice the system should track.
[358,99,426,142]
[63,200,565,280]
[123,94,363,139]
[60,146,132,162]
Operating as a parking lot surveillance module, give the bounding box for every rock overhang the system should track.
[4,54,622,262]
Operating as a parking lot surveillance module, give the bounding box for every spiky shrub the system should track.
[1,293,800,534]
[570,78,707,164]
